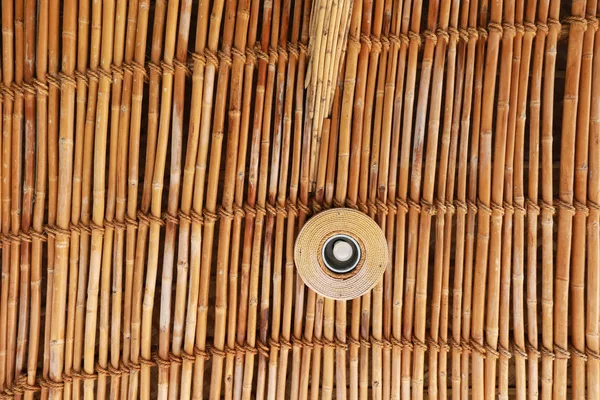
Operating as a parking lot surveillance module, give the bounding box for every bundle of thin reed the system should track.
[305,0,353,189]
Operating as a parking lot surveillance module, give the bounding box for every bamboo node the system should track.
[299,42,309,54]
[491,202,504,216]
[589,200,600,214]
[46,74,61,89]
[421,200,436,215]
[574,201,589,216]
[501,23,516,38]
[278,45,289,61]
[96,363,109,376]
[461,338,472,353]
[203,209,218,223]
[30,229,46,242]
[257,340,270,358]
[32,79,49,96]
[498,344,513,359]
[111,64,124,81]
[45,225,70,238]
[555,199,576,215]
[344,198,358,210]
[312,337,324,348]
[286,199,298,217]
[107,364,122,376]
[280,338,292,350]
[408,31,422,47]
[535,21,549,35]
[476,27,488,41]
[586,15,599,31]
[348,336,360,347]
[123,63,134,76]
[297,199,312,216]
[470,340,486,358]
[80,369,98,380]
[104,219,116,231]
[458,29,469,42]
[243,203,257,218]
[146,61,161,77]
[437,29,450,43]
[269,338,281,351]
[90,221,106,235]
[399,33,410,46]
[254,47,269,64]
[169,352,183,365]
[128,362,141,372]
[98,67,113,81]
[526,198,540,215]
[331,198,343,209]
[376,198,388,215]
[139,356,156,367]
[371,335,386,349]
[540,345,556,360]
[190,52,207,68]
[160,61,175,76]
[476,200,491,216]
[38,377,63,390]
[177,210,192,224]
[488,22,503,37]
[268,47,279,64]
[357,199,369,214]
[244,343,258,355]
[526,342,540,358]
[586,346,600,361]
[360,33,372,50]
[153,354,171,368]
[266,203,278,217]
[173,59,192,77]
[300,336,314,349]
[18,230,32,243]
[450,338,462,354]
[523,22,536,35]
[422,30,438,46]
[413,337,428,352]
[359,337,371,349]
[124,215,138,229]
[381,36,390,51]
[322,338,336,349]
[11,82,24,97]
[194,346,211,360]
[348,35,361,50]
[388,34,401,48]
[427,336,440,352]
[569,344,587,361]
[181,350,196,361]
[408,198,421,214]
[119,361,130,374]
[386,199,397,215]
[21,380,40,393]
[367,199,377,215]
[554,345,570,360]
[190,209,204,225]
[563,16,588,31]
[162,212,179,225]
[0,84,14,101]
[401,337,413,351]
[22,82,36,96]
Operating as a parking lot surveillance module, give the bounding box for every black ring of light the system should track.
[321,234,361,274]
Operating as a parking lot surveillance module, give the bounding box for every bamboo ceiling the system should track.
[0,0,596,398]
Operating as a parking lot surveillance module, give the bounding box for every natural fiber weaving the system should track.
[0,0,596,398]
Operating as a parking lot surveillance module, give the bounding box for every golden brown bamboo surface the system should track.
[0,0,596,398]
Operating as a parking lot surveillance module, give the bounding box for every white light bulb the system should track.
[332,240,353,262]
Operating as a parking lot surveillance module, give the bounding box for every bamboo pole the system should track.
[539,0,560,397]
[0,0,14,393]
[128,0,167,397]
[192,0,236,397]
[46,0,77,398]
[114,0,140,396]
[570,2,597,398]
[554,1,587,397]
[177,0,210,396]
[436,3,461,400]
[23,0,48,397]
[525,0,548,397]
[274,0,304,397]
[288,1,312,399]
[449,2,470,398]
[422,1,453,398]
[460,0,487,397]
[587,15,600,398]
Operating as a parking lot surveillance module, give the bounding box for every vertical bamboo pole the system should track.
[192,0,236,397]
[336,2,363,398]
[501,1,525,398]
[113,0,139,397]
[236,1,275,398]
[82,0,116,398]
[71,0,101,397]
[230,1,262,399]
[24,0,48,397]
[571,2,597,398]
[138,0,182,397]
[47,0,77,398]
[470,0,503,396]
[481,1,514,397]
[0,0,14,392]
[422,1,453,398]
[436,3,461,399]
[525,0,549,397]
[554,1,587,397]
[40,0,60,398]
[174,0,210,396]
[540,0,561,397]
[265,1,292,398]
[275,0,304,397]
[587,16,600,398]
[461,0,487,397]
[449,2,471,398]
[289,1,312,398]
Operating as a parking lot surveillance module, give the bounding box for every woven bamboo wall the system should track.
[0,0,596,398]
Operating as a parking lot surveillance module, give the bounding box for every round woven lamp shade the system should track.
[294,208,388,300]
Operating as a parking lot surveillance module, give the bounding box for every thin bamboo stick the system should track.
[525,0,549,397]
[178,0,210,396]
[539,0,561,397]
[228,1,262,399]
[47,0,77,398]
[449,2,470,399]
[570,2,597,397]
[554,1,587,397]
[586,14,600,398]
[24,0,48,397]
[274,0,304,397]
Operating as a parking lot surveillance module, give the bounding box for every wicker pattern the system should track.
[0,0,595,398]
